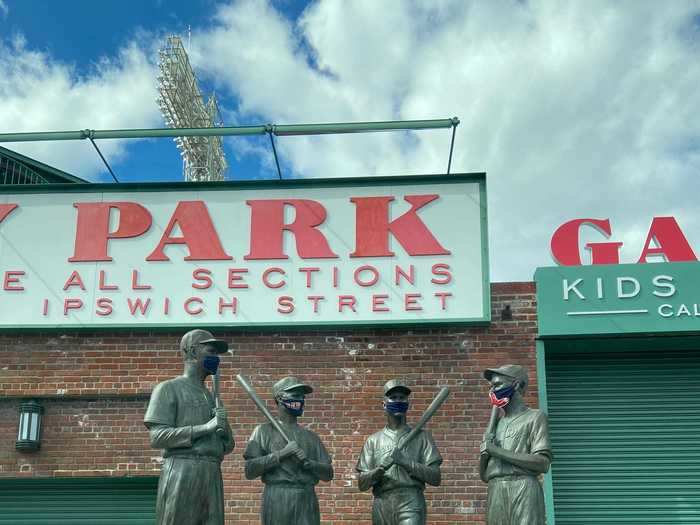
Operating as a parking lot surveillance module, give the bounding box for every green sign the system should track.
[535,262,700,337]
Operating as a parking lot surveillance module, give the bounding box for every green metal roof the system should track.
[0,146,87,184]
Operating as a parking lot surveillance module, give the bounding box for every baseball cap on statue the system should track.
[483,364,528,388]
[383,379,412,397]
[272,376,313,398]
[180,329,229,354]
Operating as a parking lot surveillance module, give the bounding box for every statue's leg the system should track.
[372,493,393,525]
[203,462,224,525]
[395,489,426,525]
[486,479,509,525]
[510,477,546,525]
[261,485,300,525]
[157,458,207,525]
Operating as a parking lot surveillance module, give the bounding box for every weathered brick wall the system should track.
[0,282,537,524]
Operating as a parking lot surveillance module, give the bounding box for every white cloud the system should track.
[192,0,700,280]
[0,1,7,18]
[0,36,161,180]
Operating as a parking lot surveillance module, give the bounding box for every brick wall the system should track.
[0,282,537,524]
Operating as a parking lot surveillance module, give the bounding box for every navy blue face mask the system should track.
[384,401,409,415]
[492,383,517,400]
[202,355,220,375]
[280,398,305,416]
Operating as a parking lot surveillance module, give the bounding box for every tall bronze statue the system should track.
[144,329,234,525]
[480,365,552,525]
[356,380,443,525]
[242,376,333,525]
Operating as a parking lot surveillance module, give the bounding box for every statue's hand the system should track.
[279,441,301,460]
[215,407,228,430]
[204,416,219,434]
[294,447,308,463]
[379,453,394,471]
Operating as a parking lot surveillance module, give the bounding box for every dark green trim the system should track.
[536,340,556,525]
[0,172,485,194]
[0,146,87,184]
[479,179,491,322]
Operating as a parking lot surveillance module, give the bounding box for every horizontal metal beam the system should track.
[0,118,459,143]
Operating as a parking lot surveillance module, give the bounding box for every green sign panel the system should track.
[535,262,700,337]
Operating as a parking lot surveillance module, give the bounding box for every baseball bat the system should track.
[236,374,310,468]
[397,386,450,451]
[212,369,225,437]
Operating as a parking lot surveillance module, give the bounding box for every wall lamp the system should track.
[16,400,44,451]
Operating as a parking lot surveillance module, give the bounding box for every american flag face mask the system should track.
[489,383,516,408]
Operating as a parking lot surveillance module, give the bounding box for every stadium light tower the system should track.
[157,35,227,181]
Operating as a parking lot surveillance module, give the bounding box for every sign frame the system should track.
[0,173,490,331]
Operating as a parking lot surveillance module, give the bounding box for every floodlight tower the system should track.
[157,35,227,181]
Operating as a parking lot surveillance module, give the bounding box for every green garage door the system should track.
[546,349,700,524]
[0,477,158,524]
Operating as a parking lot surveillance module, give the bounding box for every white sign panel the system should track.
[0,175,489,328]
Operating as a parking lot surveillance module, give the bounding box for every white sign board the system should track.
[0,175,489,328]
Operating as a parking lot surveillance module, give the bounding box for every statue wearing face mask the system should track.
[243,376,333,525]
[144,329,235,525]
[480,365,552,525]
[356,379,443,525]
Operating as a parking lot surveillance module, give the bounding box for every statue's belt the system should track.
[165,453,222,463]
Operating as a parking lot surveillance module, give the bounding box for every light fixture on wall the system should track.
[16,400,44,451]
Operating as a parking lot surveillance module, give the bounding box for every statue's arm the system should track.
[358,468,384,492]
[484,443,551,474]
[147,422,215,449]
[244,451,281,479]
[306,459,333,481]
[222,421,235,455]
[356,439,383,492]
[405,460,441,486]
[479,451,490,482]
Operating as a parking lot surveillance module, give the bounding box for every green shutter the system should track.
[0,477,158,524]
[546,349,700,524]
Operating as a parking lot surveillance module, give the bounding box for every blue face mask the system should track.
[280,398,304,416]
[384,401,409,415]
[202,355,220,375]
[492,383,517,400]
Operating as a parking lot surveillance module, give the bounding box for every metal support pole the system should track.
[266,126,283,180]
[88,138,119,183]
[447,117,459,175]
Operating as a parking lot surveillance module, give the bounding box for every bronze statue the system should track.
[356,379,443,525]
[144,329,235,525]
[480,365,552,525]
[243,376,333,525]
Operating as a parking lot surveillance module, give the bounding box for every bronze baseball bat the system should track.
[236,374,311,468]
[212,369,225,437]
[397,386,450,451]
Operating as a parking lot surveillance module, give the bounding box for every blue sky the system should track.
[1,0,699,280]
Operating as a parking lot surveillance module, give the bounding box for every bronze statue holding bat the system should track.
[480,365,552,525]
[356,379,447,525]
[239,375,333,525]
[144,329,234,525]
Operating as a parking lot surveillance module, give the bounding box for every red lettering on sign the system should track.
[128,297,151,315]
[434,292,452,310]
[299,267,320,288]
[431,263,452,284]
[63,270,86,291]
[227,269,249,289]
[395,265,415,286]
[550,218,622,265]
[263,267,286,289]
[405,293,422,311]
[277,296,294,314]
[69,202,152,262]
[350,195,450,257]
[637,217,697,263]
[96,298,113,316]
[338,295,357,313]
[184,297,203,315]
[146,201,232,261]
[354,265,379,287]
[218,297,237,315]
[63,298,83,315]
[131,270,152,290]
[98,270,119,291]
[192,268,213,290]
[372,294,390,312]
[0,204,18,225]
[3,270,25,291]
[245,200,338,260]
[308,295,324,313]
